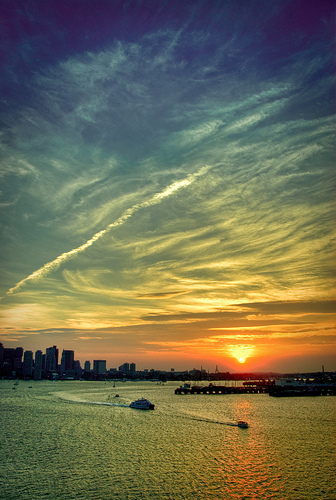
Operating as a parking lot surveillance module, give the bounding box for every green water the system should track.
[0,380,335,499]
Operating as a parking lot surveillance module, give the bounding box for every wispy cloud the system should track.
[5,166,210,296]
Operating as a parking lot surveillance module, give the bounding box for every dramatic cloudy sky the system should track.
[0,0,334,372]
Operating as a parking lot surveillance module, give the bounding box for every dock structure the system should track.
[175,381,274,395]
[269,384,336,397]
[175,380,336,396]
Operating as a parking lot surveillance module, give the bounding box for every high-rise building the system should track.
[118,362,129,374]
[34,350,43,380]
[22,350,33,377]
[3,347,23,376]
[93,360,107,375]
[2,348,15,376]
[15,347,24,360]
[119,362,136,376]
[74,360,82,379]
[0,343,4,371]
[45,346,58,372]
[84,361,91,371]
[60,350,75,377]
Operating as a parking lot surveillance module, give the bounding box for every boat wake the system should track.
[167,410,248,428]
[71,399,130,407]
[186,416,246,427]
[56,393,130,407]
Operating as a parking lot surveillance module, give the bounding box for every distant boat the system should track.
[129,398,155,410]
[227,420,249,428]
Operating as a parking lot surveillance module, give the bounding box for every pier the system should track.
[175,380,336,396]
[175,381,274,395]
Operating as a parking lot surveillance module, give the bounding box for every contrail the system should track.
[6,166,209,296]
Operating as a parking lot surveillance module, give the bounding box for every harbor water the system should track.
[1,380,335,499]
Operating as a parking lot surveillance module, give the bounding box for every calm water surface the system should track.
[0,380,335,499]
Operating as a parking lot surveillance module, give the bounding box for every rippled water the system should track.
[1,380,335,499]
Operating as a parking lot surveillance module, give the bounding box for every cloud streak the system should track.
[5,166,210,296]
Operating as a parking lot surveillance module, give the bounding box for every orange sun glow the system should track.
[229,345,255,365]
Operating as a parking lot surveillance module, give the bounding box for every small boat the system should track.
[237,420,249,428]
[129,398,155,410]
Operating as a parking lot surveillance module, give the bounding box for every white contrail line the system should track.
[5,166,209,296]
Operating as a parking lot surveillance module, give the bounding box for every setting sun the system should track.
[229,345,255,365]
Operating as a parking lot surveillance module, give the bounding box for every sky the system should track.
[0,0,335,373]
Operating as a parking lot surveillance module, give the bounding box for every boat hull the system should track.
[129,398,155,410]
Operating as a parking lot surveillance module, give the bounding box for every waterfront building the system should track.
[3,347,23,376]
[119,362,129,374]
[15,347,24,360]
[22,351,33,377]
[5,347,24,363]
[93,360,107,375]
[60,350,75,378]
[34,350,43,380]
[74,360,82,379]
[45,346,58,373]
[13,357,22,373]
[130,363,136,374]
[84,360,91,371]
[0,342,3,371]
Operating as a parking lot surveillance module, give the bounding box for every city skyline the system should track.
[0,1,335,374]
[1,341,332,377]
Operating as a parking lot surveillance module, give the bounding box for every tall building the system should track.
[84,360,91,371]
[119,362,129,374]
[93,360,107,375]
[3,347,23,376]
[34,350,43,380]
[74,360,82,379]
[15,347,24,360]
[60,350,75,377]
[130,363,136,374]
[45,346,58,372]
[0,343,4,371]
[118,362,136,376]
[22,350,33,377]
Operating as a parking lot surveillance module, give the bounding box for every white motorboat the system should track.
[129,398,155,410]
